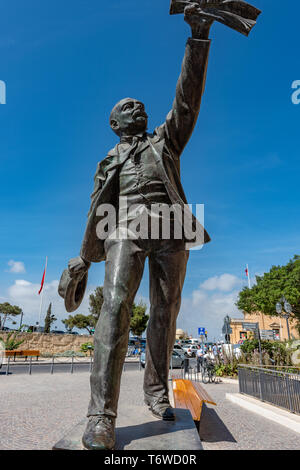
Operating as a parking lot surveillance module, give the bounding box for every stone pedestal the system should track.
[53,407,202,450]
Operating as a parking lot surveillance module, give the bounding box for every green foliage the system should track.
[62,286,104,335]
[240,339,292,366]
[62,314,95,335]
[0,328,25,351]
[130,301,149,337]
[0,302,23,330]
[215,363,238,377]
[80,342,94,353]
[236,255,300,331]
[89,286,104,321]
[44,303,57,334]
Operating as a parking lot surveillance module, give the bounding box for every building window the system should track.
[273,329,280,340]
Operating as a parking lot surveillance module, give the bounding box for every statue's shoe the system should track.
[145,396,176,421]
[82,415,115,450]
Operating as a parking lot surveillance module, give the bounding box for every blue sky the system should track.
[0,0,299,340]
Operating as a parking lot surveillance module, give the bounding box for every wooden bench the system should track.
[21,350,40,361]
[172,379,217,422]
[5,350,40,361]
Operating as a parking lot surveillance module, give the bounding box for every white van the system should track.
[189,338,201,345]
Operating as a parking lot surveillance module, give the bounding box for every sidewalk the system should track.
[199,381,300,450]
[0,370,299,450]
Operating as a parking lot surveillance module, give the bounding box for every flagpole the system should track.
[38,256,48,329]
[246,264,251,289]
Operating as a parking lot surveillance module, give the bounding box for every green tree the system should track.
[0,328,25,350]
[62,286,104,335]
[130,301,149,337]
[62,314,95,335]
[236,255,300,332]
[0,302,23,330]
[44,303,57,333]
[89,286,104,325]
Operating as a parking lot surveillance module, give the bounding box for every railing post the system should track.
[6,356,10,375]
[285,375,293,413]
[184,358,189,378]
[51,357,54,374]
[29,356,32,375]
[258,368,263,401]
[70,356,74,374]
[90,355,93,372]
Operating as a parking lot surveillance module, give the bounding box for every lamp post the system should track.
[276,296,292,341]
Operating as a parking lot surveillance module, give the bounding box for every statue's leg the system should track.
[88,237,146,419]
[144,242,189,411]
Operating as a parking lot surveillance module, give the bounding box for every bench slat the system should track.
[190,382,217,406]
[173,379,203,421]
[177,380,201,421]
[172,379,216,422]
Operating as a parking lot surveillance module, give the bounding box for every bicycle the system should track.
[201,360,216,384]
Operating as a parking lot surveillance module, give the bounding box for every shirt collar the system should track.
[120,132,146,144]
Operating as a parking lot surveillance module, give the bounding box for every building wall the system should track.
[230,312,299,344]
[0,332,93,354]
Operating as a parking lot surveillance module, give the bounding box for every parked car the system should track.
[186,344,199,358]
[51,330,66,335]
[173,344,187,355]
[140,350,185,369]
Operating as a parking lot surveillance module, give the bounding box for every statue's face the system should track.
[110,98,148,136]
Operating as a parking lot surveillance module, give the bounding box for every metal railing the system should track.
[170,357,220,383]
[238,365,300,415]
[1,355,141,375]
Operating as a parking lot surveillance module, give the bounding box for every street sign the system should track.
[260,330,275,340]
[198,327,205,336]
[242,322,258,332]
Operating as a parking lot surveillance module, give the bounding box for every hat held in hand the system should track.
[58,268,88,313]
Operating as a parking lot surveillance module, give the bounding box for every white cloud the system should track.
[7,260,26,274]
[2,279,95,329]
[177,274,244,341]
[200,273,242,292]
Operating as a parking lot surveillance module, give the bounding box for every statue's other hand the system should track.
[68,256,91,277]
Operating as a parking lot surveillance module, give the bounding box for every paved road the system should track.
[0,360,140,375]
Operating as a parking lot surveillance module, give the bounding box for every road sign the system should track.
[198,327,205,336]
[242,322,258,332]
[260,330,275,340]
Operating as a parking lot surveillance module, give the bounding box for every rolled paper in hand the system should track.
[170,0,261,36]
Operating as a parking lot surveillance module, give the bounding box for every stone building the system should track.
[230,312,299,344]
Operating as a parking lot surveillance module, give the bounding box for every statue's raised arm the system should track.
[162,1,260,157]
[160,4,214,157]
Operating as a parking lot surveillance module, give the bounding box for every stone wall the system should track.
[0,332,93,354]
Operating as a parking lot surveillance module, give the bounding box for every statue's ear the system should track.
[110,119,119,132]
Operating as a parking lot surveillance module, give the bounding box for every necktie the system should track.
[120,135,141,163]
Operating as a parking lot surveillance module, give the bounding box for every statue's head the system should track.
[110,98,148,137]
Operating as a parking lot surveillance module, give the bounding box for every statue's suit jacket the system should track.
[80,38,211,263]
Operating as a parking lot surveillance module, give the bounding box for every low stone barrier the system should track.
[0,332,93,354]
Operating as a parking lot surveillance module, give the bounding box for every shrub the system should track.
[80,342,94,353]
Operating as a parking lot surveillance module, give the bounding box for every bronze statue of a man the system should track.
[59,2,259,450]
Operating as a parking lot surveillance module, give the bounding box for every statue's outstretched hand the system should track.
[68,256,91,278]
[184,3,214,39]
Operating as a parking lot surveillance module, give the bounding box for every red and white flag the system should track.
[38,257,48,295]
